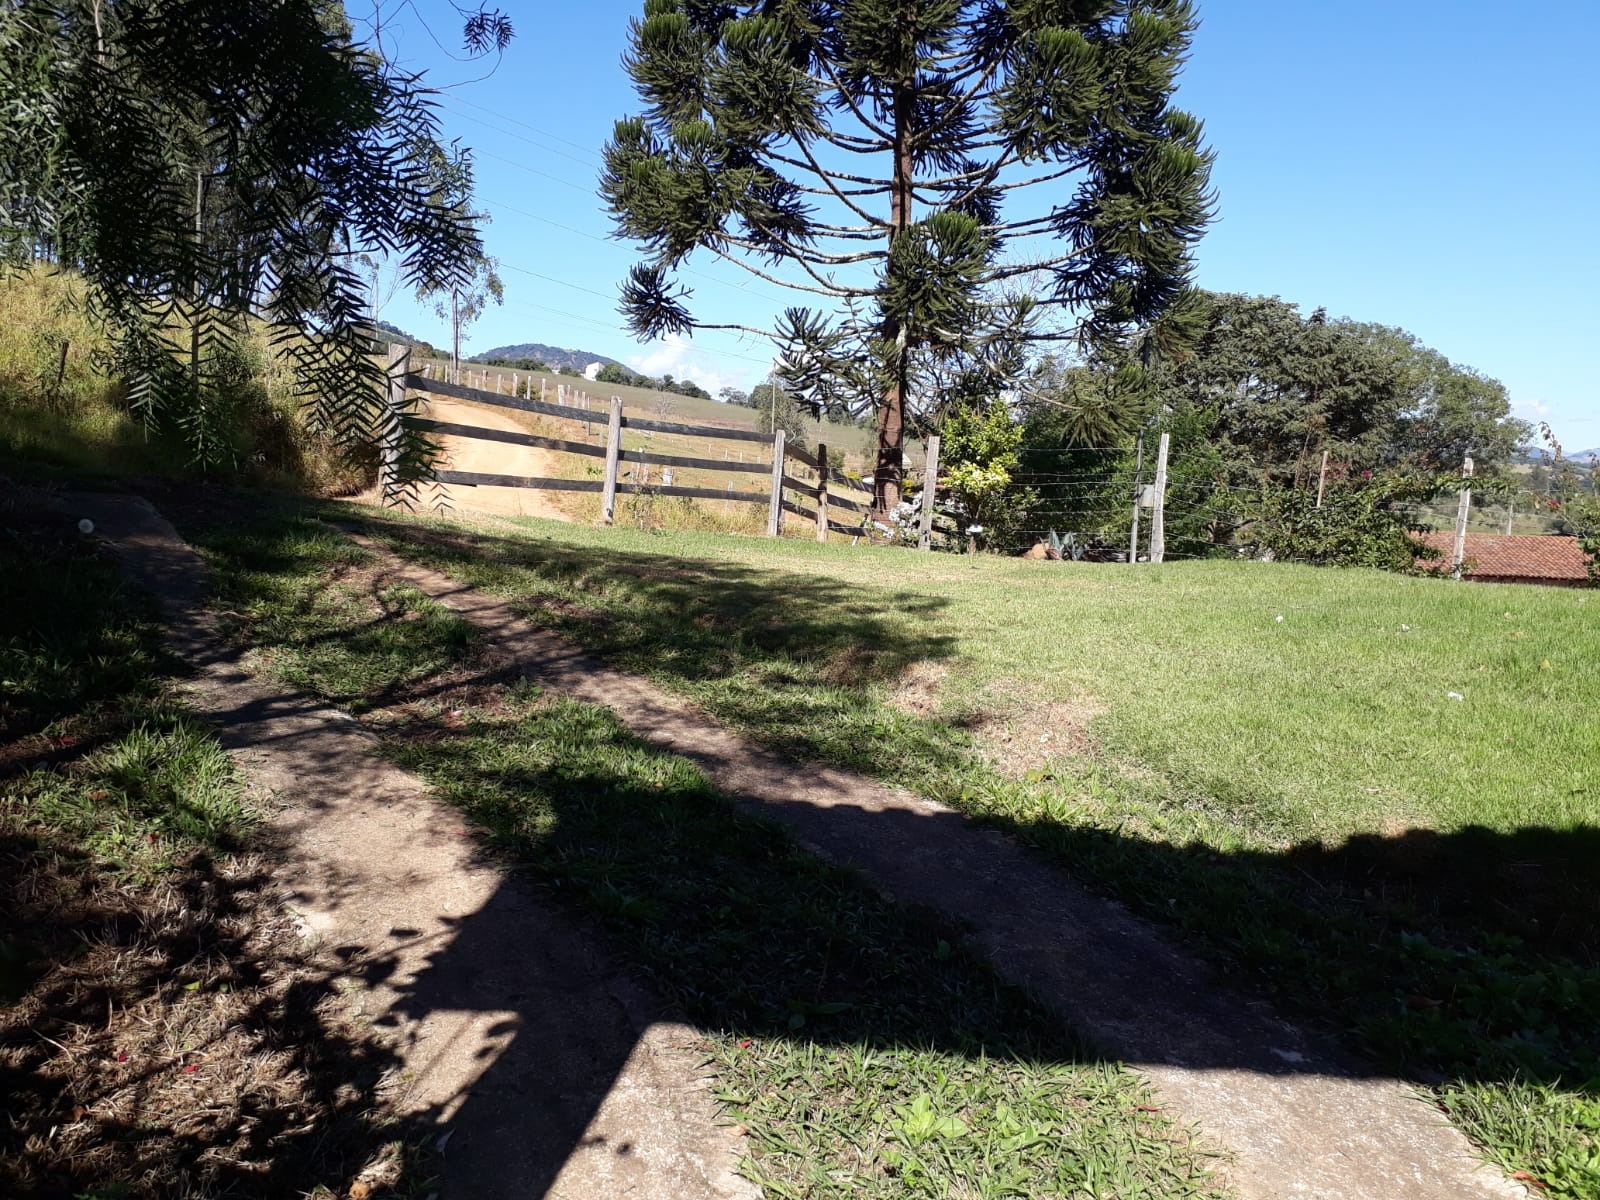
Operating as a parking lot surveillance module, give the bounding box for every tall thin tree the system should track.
[603,0,1214,511]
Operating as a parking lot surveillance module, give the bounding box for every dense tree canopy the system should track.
[961,291,1534,561]
[0,0,505,476]
[602,0,1214,510]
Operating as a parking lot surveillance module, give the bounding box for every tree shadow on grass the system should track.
[362,708,1600,1198]
[109,488,1599,1194]
[348,511,1600,1062]
[0,826,411,1200]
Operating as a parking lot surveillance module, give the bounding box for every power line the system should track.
[477,194,794,308]
[443,94,606,163]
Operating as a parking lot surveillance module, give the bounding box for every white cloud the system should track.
[1514,397,1553,420]
[628,333,756,398]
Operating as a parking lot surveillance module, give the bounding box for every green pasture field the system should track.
[335,504,1600,1197]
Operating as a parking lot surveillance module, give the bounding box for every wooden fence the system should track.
[379,346,943,544]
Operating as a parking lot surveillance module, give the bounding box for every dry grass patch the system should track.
[970,686,1106,778]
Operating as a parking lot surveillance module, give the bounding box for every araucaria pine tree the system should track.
[602,0,1214,511]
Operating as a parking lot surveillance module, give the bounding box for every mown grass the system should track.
[192,514,1229,1200]
[327,503,1600,1197]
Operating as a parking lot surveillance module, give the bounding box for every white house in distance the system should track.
[584,362,602,381]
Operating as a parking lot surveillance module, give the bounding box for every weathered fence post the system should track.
[380,343,410,507]
[601,395,624,525]
[1149,431,1170,564]
[1451,453,1474,578]
[766,428,787,537]
[918,434,941,550]
[815,441,829,542]
[1128,433,1145,563]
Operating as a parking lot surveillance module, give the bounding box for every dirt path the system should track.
[415,396,574,522]
[58,492,753,1200]
[343,526,1526,1200]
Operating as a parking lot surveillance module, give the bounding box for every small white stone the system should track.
[1447,691,1464,702]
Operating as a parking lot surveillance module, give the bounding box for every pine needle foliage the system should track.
[0,0,498,494]
[602,0,1215,510]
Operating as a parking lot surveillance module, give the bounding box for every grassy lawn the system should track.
[186,511,1228,1199]
[0,499,408,1198]
[317,502,1600,1197]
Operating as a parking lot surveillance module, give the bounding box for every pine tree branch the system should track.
[817,127,893,155]
[706,245,865,298]
[770,149,893,189]
[790,180,892,198]
[694,320,781,338]
[770,147,890,227]
[988,249,1091,280]
[724,231,883,266]
[813,61,895,143]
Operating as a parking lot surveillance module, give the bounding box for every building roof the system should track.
[1416,532,1593,582]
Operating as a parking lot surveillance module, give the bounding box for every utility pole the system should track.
[1451,453,1475,579]
[1505,497,1514,536]
[1128,433,1145,563]
[1150,432,1171,564]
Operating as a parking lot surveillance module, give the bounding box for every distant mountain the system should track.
[370,319,439,353]
[472,342,620,371]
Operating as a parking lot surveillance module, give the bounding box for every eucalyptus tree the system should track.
[0,0,509,481]
[602,0,1214,510]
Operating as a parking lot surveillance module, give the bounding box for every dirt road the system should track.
[419,396,575,522]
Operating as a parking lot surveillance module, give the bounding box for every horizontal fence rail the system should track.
[408,417,606,460]
[383,352,926,542]
[405,372,773,444]
[436,469,768,505]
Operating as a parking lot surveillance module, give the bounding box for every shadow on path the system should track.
[38,486,1592,1199]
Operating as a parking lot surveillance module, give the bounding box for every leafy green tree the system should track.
[1249,470,1452,571]
[1341,322,1529,473]
[0,0,505,481]
[1116,292,1528,489]
[939,401,1034,550]
[601,0,1214,512]
[751,381,809,451]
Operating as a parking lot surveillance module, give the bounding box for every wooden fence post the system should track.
[601,395,624,525]
[1315,447,1330,509]
[1451,453,1474,578]
[815,441,829,542]
[766,428,786,537]
[380,343,409,507]
[918,434,941,550]
[1128,433,1145,563]
[1149,431,1170,564]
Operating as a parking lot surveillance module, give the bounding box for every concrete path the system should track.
[341,524,1526,1200]
[58,492,754,1200]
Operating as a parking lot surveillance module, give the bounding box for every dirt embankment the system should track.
[415,396,577,523]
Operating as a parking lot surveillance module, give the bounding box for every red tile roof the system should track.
[1416,532,1593,582]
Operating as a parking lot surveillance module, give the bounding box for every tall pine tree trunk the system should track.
[874,81,915,516]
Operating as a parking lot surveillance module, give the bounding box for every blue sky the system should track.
[372,1,1599,450]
